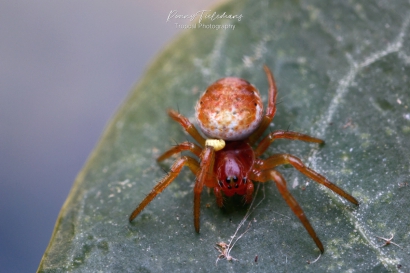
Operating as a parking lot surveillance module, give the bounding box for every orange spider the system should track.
[129,65,358,252]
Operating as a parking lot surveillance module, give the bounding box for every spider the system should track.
[129,65,359,253]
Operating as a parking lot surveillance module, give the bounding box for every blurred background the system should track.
[0,1,220,272]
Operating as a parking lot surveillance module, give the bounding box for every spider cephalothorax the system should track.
[129,65,358,253]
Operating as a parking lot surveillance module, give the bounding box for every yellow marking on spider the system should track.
[205,139,226,151]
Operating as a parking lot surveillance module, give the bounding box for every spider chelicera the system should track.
[129,65,359,252]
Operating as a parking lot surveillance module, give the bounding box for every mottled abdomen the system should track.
[195,77,264,141]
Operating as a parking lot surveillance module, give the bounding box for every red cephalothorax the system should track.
[129,66,359,253]
[213,141,255,201]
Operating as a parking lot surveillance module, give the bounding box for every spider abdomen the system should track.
[195,77,264,141]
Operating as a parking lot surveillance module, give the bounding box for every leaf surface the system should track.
[39,1,410,272]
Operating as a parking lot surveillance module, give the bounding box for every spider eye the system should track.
[243,177,247,184]
[233,176,238,183]
[218,180,223,187]
[226,177,231,183]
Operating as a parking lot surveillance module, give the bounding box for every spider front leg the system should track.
[213,187,224,207]
[129,156,200,222]
[250,169,324,253]
[254,130,324,157]
[194,146,217,232]
[255,154,359,205]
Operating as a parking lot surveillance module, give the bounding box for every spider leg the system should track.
[244,181,254,204]
[194,146,216,232]
[129,156,200,222]
[168,109,206,147]
[255,154,359,205]
[250,169,324,253]
[157,141,202,162]
[254,130,324,157]
[248,65,277,144]
[213,187,223,207]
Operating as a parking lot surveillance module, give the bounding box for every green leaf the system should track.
[39,1,410,272]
